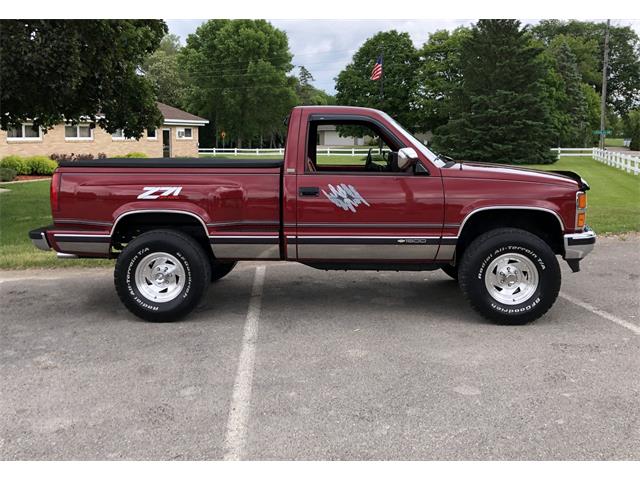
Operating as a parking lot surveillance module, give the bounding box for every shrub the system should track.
[26,156,58,175]
[123,152,148,158]
[0,167,17,182]
[50,152,97,163]
[97,152,107,159]
[1,155,30,175]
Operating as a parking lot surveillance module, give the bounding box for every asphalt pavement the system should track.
[1,234,639,460]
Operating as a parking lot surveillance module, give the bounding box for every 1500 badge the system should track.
[322,183,370,213]
[137,186,183,200]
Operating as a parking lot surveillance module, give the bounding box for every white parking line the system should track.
[223,265,266,461]
[560,292,640,335]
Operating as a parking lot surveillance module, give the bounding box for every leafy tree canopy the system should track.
[434,20,556,164]
[414,27,471,133]
[335,30,419,131]
[532,20,640,115]
[294,66,334,105]
[143,34,188,109]
[0,20,167,138]
[179,19,298,147]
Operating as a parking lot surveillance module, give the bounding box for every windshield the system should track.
[379,112,447,168]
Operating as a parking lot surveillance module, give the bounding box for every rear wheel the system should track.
[458,228,560,325]
[114,229,210,322]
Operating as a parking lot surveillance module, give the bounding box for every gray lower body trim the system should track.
[54,235,111,255]
[292,236,442,260]
[298,243,439,260]
[209,236,280,259]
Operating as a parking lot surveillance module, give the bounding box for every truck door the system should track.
[294,117,445,262]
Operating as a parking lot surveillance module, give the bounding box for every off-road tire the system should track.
[114,229,211,322]
[458,228,560,325]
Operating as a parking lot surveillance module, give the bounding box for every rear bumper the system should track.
[563,227,596,260]
[29,227,51,251]
[29,225,111,257]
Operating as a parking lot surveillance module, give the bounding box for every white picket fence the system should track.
[550,147,594,158]
[592,148,640,175]
[198,147,373,156]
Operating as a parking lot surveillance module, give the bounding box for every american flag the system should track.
[370,56,383,81]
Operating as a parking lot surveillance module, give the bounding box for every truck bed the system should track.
[58,157,284,168]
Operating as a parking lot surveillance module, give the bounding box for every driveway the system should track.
[1,234,639,460]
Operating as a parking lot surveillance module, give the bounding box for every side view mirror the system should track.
[397,147,418,170]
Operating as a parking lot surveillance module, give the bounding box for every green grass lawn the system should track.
[0,156,637,269]
[525,156,639,233]
[604,138,625,147]
[0,180,113,269]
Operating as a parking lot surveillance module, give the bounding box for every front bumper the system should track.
[29,227,51,251]
[564,227,596,260]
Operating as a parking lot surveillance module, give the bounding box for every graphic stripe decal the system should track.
[291,236,442,245]
[284,222,447,229]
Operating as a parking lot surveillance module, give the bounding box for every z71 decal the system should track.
[137,186,183,200]
[322,183,370,213]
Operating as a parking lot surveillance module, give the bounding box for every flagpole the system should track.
[379,51,384,102]
[379,50,384,154]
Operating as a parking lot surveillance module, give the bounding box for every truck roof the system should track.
[293,105,384,115]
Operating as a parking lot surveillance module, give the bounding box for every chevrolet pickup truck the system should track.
[30,106,595,324]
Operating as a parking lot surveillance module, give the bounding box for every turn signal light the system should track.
[577,212,586,228]
[577,192,587,209]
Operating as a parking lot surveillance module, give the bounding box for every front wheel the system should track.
[114,229,211,322]
[458,228,560,325]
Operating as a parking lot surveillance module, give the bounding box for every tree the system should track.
[179,20,298,148]
[415,27,471,133]
[143,34,188,108]
[335,30,419,130]
[434,20,556,164]
[0,20,167,138]
[294,66,333,105]
[543,39,592,146]
[532,20,640,116]
[624,110,640,151]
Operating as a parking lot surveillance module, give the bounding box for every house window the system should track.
[112,129,133,141]
[176,127,192,139]
[65,124,93,140]
[147,128,157,140]
[6,123,42,141]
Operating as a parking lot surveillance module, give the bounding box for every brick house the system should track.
[0,102,209,158]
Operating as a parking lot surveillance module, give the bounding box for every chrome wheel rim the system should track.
[134,252,185,303]
[484,253,539,305]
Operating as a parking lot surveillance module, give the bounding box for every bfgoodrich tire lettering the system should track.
[458,228,561,325]
[114,229,210,322]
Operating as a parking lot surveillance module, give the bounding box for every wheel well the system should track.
[111,212,212,260]
[456,209,564,260]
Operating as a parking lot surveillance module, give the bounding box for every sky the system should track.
[167,19,640,95]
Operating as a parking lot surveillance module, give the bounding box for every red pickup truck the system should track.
[30,106,595,324]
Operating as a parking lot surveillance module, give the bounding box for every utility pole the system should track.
[599,19,610,150]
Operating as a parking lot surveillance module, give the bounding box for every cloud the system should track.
[166,19,640,95]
